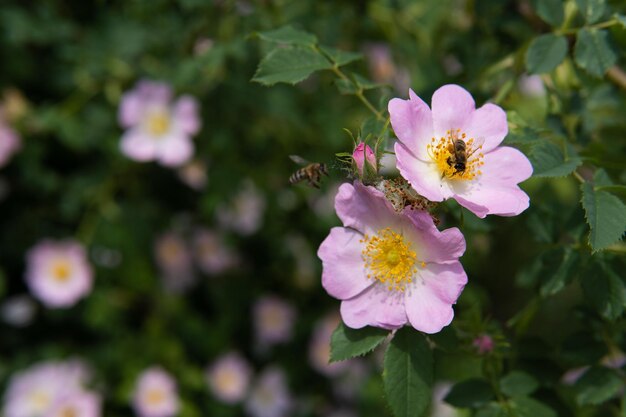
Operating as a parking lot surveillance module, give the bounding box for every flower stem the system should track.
[555,19,618,35]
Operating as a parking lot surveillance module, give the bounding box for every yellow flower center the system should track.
[145,388,165,406]
[147,112,171,136]
[51,260,71,282]
[361,228,425,292]
[426,129,484,180]
[59,407,77,417]
[29,391,50,410]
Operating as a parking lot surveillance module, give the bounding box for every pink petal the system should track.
[395,142,451,202]
[174,96,201,135]
[340,284,407,330]
[431,84,475,135]
[334,182,396,234]
[405,262,467,333]
[118,91,144,128]
[466,103,508,153]
[450,147,532,217]
[156,135,194,167]
[403,210,466,263]
[318,227,372,300]
[388,89,433,161]
[120,129,158,162]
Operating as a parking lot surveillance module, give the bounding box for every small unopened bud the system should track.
[353,143,377,177]
[472,334,494,355]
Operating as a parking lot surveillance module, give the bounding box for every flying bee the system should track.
[446,132,484,176]
[289,155,328,189]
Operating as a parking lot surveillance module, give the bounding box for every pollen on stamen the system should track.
[361,227,425,292]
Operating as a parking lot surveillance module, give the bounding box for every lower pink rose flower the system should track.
[317,182,467,334]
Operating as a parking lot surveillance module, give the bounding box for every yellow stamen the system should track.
[425,129,484,180]
[51,261,71,283]
[360,228,424,292]
[145,389,165,406]
[147,112,171,136]
[60,407,77,417]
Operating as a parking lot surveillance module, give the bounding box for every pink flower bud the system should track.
[353,143,376,176]
[472,334,494,355]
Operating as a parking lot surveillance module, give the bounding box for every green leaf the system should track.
[580,263,626,320]
[540,248,580,297]
[383,328,433,417]
[576,0,606,24]
[252,47,332,86]
[500,371,539,397]
[512,397,557,417]
[616,13,626,29]
[255,25,317,47]
[596,184,626,198]
[330,322,388,362]
[581,182,626,251]
[525,34,568,74]
[574,29,617,78]
[533,0,564,26]
[335,73,381,95]
[319,45,362,66]
[529,140,581,177]
[476,403,509,417]
[444,379,494,408]
[574,366,623,405]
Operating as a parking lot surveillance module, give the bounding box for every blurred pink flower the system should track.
[253,296,296,348]
[318,182,467,333]
[389,85,532,218]
[308,313,350,377]
[245,367,292,417]
[177,159,208,190]
[364,43,410,93]
[518,74,546,97]
[192,229,239,275]
[132,367,179,417]
[3,360,95,417]
[353,143,376,177]
[206,352,252,404]
[154,231,195,292]
[118,80,200,167]
[0,117,21,168]
[45,391,101,417]
[217,180,266,236]
[25,240,94,308]
[473,334,495,354]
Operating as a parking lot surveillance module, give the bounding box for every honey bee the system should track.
[446,133,483,176]
[289,155,328,188]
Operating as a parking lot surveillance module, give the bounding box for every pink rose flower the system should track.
[318,182,467,333]
[472,334,495,354]
[132,367,179,417]
[45,391,101,417]
[245,368,292,417]
[119,80,200,167]
[389,85,532,218]
[352,143,377,177]
[25,240,94,308]
[154,231,195,293]
[308,313,350,377]
[253,295,297,348]
[0,120,21,168]
[206,352,252,404]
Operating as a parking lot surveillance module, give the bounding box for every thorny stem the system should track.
[572,171,585,183]
[607,66,626,91]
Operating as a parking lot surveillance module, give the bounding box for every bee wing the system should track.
[289,155,310,166]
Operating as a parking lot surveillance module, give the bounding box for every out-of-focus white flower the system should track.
[245,367,291,417]
[3,360,95,417]
[431,383,457,417]
[25,239,94,308]
[207,353,252,404]
[253,296,296,348]
[217,180,266,236]
[177,159,208,190]
[154,231,195,292]
[518,74,546,97]
[308,313,349,377]
[1,295,36,327]
[192,229,239,275]
[132,367,180,417]
[193,38,215,56]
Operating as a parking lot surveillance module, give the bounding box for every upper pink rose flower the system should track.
[0,118,21,168]
[389,85,532,218]
[118,80,200,167]
[25,240,94,308]
[318,182,467,334]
